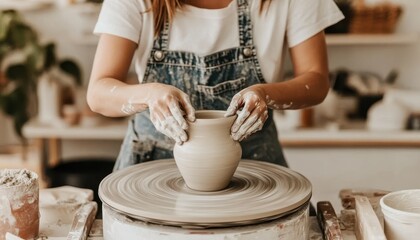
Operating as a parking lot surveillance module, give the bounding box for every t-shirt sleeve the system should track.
[93,0,144,43]
[286,0,344,47]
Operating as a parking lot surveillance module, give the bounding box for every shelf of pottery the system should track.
[283,31,419,127]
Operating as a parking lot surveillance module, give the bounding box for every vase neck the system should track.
[188,118,234,140]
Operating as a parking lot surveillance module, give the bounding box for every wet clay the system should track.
[174,110,242,191]
[0,169,39,240]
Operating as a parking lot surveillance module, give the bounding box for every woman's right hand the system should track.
[146,83,196,145]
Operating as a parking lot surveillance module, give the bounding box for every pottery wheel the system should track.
[99,159,312,228]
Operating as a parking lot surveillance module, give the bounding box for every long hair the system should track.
[151,0,272,37]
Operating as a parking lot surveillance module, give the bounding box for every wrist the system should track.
[124,83,157,112]
[250,84,268,103]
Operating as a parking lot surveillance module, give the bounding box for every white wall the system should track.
[284,147,420,211]
[22,4,100,83]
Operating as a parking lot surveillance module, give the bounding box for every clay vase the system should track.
[173,110,242,191]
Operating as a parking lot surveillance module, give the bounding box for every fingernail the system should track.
[188,114,196,122]
[225,109,233,117]
[232,124,239,133]
[180,134,187,141]
[182,122,188,130]
[232,133,239,141]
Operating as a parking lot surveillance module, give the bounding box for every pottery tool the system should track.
[354,196,386,240]
[67,202,98,240]
[317,201,343,240]
[340,189,389,210]
[340,209,356,231]
[340,188,389,226]
[40,186,94,226]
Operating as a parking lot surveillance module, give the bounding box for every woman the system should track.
[88,0,344,170]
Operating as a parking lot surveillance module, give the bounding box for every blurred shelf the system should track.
[23,118,420,147]
[325,34,419,46]
[279,128,420,148]
[23,118,127,140]
[0,0,54,11]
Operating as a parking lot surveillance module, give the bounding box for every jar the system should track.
[173,110,242,191]
[0,169,39,240]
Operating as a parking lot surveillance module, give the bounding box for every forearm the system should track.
[87,77,150,117]
[260,71,329,110]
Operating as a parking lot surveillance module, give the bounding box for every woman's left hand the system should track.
[225,85,268,141]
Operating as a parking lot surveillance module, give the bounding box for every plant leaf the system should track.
[8,23,38,49]
[43,43,56,70]
[0,94,5,109]
[13,109,29,138]
[59,59,82,86]
[26,44,45,74]
[5,64,30,84]
[0,11,14,41]
[1,87,29,137]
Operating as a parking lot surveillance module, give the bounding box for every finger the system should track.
[150,109,165,129]
[231,96,257,133]
[231,108,251,133]
[162,119,183,143]
[180,94,196,122]
[237,107,268,141]
[169,101,188,130]
[154,118,177,141]
[232,113,259,141]
[225,93,242,117]
[238,118,264,142]
[153,108,182,143]
[169,116,188,142]
[231,92,262,132]
[163,112,187,143]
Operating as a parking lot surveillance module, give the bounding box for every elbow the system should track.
[86,86,102,114]
[313,72,330,105]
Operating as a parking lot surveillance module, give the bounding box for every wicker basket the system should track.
[349,0,403,33]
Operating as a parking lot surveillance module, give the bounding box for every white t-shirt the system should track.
[94,0,344,83]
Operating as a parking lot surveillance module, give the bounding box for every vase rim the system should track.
[191,110,235,125]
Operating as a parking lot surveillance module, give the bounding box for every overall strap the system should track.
[237,0,254,47]
[153,20,171,50]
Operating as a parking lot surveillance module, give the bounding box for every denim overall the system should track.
[114,0,287,171]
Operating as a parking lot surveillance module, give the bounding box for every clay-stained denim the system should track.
[114,0,287,171]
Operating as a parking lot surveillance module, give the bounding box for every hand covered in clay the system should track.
[146,83,196,145]
[225,85,268,141]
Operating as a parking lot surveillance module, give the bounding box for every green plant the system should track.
[0,10,81,140]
